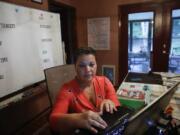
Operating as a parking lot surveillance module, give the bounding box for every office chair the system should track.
[44,64,76,105]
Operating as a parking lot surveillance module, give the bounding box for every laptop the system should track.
[75,106,134,135]
[125,72,163,85]
[123,82,180,135]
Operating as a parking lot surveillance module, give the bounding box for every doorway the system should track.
[119,1,180,82]
[49,1,77,64]
[128,12,153,73]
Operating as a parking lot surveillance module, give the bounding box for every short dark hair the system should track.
[74,47,96,63]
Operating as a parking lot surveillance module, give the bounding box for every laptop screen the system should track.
[124,82,179,135]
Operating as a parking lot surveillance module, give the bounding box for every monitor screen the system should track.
[124,82,179,135]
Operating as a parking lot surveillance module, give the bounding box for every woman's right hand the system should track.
[79,110,107,134]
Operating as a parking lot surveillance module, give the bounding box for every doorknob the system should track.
[162,50,169,55]
[162,44,169,54]
[162,50,167,54]
[163,44,166,48]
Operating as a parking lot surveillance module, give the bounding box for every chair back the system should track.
[44,64,76,104]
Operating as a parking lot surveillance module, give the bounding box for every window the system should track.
[169,9,180,73]
[128,12,153,72]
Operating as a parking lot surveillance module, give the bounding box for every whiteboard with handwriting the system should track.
[0,2,63,98]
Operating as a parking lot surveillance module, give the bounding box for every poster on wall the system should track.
[87,17,110,50]
[0,1,63,98]
[30,10,63,69]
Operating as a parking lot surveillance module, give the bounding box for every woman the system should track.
[50,47,120,134]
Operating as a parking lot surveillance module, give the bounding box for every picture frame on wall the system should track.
[102,65,115,85]
[31,0,43,4]
[87,17,110,50]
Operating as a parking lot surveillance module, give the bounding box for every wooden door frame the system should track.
[118,2,163,83]
[48,0,77,64]
[118,1,180,83]
[162,1,180,71]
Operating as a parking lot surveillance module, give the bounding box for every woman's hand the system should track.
[100,99,117,114]
[79,110,107,134]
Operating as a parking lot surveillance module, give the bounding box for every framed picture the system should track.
[31,0,43,4]
[102,65,115,85]
[87,17,110,50]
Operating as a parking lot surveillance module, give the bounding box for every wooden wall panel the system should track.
[1,0,167,85]
[73,0,166,85]
[54,0,77,7]
[0,0,49,10]
[73,0,156,85]
[0,83,51,135]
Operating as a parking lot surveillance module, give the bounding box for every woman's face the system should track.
[75,54,97,83]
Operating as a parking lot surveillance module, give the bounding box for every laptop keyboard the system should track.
[97,106,133,135]
[75,106,134,135]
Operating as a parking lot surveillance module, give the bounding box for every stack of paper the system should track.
[153,72,180,120]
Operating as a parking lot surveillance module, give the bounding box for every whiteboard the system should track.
[0,2,64,98]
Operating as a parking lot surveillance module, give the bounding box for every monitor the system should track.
[124,82,179,135]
